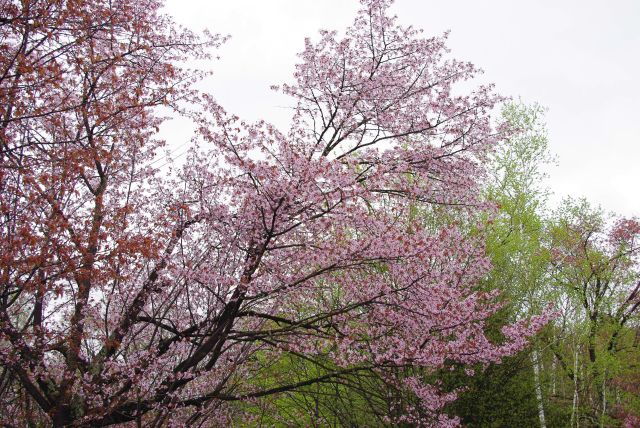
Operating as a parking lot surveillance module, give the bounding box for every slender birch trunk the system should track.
[532,347,547,428]
[570,346,579,428]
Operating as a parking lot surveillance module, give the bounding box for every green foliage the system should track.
[235,351,390,427]
[484,101,554,310]
[444,354,540,427]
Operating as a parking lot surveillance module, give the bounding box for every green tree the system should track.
[548,198,640,427]
[444,101,563,427]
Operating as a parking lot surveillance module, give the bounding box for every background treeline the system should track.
[230,102,640,427]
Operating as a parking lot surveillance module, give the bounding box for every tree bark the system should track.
[532,347,547,428]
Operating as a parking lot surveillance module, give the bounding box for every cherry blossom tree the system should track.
[0,0,548,425]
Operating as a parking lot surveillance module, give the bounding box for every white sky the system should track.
[163,0,640,217]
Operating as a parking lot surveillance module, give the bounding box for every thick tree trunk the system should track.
[599,371,606,428]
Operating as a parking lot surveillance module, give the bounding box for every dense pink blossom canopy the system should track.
[0,0,549,425]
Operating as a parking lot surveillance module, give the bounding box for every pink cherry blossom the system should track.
[0,0,549,425]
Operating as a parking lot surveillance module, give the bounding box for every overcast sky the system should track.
[163,0,640,217]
